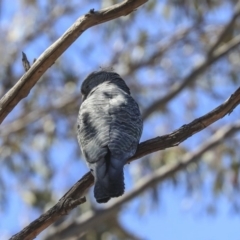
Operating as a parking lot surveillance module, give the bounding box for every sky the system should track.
[1,1,240,240]
[121,186,240,240]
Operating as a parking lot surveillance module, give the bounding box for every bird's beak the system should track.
[82,94,86,101]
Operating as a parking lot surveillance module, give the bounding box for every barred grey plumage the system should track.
[77,71,143,203]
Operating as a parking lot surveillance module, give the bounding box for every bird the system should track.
[77,70,143,203]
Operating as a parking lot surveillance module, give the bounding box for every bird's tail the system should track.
[94,168,124,203]
[93,150,125,203]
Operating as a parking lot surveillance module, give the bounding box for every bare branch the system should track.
[10,86,240,240]
[44,121,240,240]
[0,0,148,124]
[142,32,240,120]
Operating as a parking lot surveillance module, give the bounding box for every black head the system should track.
[81,71,130,101]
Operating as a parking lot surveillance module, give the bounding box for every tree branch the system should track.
[0,0,148,124]
[44,120,240,240]
[10,86,240,240]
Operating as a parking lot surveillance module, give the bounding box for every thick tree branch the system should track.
[10,87,240,240]
[44,120,240,240]
[0,0,148,124]
[142,9,240,120]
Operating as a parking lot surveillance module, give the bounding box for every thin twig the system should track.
[22,52,31,72]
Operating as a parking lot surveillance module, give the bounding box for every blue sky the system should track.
[121,185,240,240]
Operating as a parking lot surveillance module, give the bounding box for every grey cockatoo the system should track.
[77,71,142,203]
